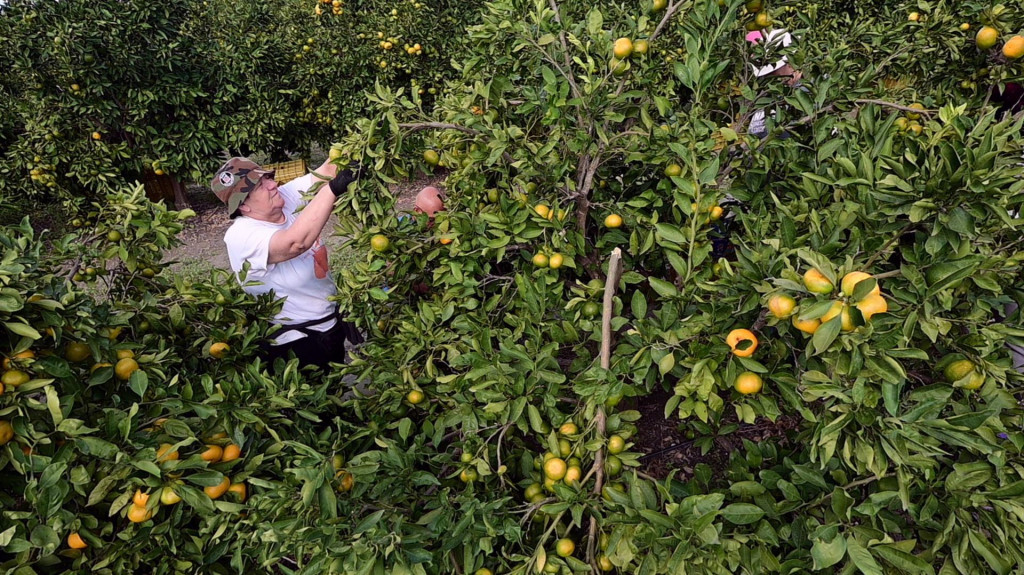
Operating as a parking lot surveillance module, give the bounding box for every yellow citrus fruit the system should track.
[960,23,970,31]
[114,358,139,381]
[612,38,633,59]
[476,569,494,575]
[439,236,453,245]
[709,206,724,221]
[200,444,223,462]
[221,443,242,462]
[133,489,149,507]
[734,372,763,395]
[907,12,920,22]
[156,443,179,462]
[726,328,758,357]
[559,422,578,435]
[792,315,821,335]
[160,487,182,505]
[127,504,152,523]
[841,271,880,298]
[336,470,355,492]
[963,371,985,390]
[0,420,12,445]
[664,164,682,177]
[532,253,549,268]
[943,359,975,382]
[976,26,999,50]
[370,234,390,252]
[65,342,91,363]
[2,350,35,370]
[633,39,649,55]
[227,482,247,502]
[1004,35,1024,59]
[115,349,134,360]
[604,214,623,228]
[652,0,666,11]
[459,468,478,483]
[803,269,834,294]
[607,435,625,454]
[855,294,888,321]
[555,538,576,557]
[906,103,925,120]
[548,253,564,269]
[754,11,771,27]
[67,533,87,549]
[543,457,567,481]
[821,301,856,331]
[406,389,425,405]
[91,132,102,140]
[767,294,797,319]
[534,204,551,219]
[563,466,582,484]
[204,477,231,499]
[1,370,29,388]
[423,149,440,166]
[598,555,614,571]
[106,230,122,242]
[209,342,230,359]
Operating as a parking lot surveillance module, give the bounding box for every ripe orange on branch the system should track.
[803,269,834,294]
[726,329,758,357]
[734,372,763,395]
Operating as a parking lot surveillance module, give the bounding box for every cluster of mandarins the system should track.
[724,271,888,396]
[778,270,889,334]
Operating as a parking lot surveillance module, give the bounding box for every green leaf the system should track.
[811,535,847,570]
[631,290,647,320]
[846,536,883,575]
[873,545,935,575]
[721,503,764,524]
[3,322,41,339]
[655,223,686,244]
[658,353,675,375]
[969,531,1012,575]
[648,277,678,298]
[812,315,842,354]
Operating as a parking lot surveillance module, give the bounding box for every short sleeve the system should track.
[224,222,276,275]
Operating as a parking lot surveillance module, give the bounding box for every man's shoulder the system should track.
[224,217,274,244]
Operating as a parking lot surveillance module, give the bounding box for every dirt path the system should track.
[163,172,446,276]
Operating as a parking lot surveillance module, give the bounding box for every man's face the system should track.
[238,175,284,221]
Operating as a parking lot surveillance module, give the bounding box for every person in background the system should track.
[211,157,364,370]
[746,28,802,138]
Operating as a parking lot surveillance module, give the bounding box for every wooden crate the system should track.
[263,159,307,184]
[142,171,177,205]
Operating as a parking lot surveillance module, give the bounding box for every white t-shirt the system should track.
[224,174,337,345]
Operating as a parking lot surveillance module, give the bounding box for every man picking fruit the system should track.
[210,156,364,369]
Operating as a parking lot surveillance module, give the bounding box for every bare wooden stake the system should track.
[588,247,623,568]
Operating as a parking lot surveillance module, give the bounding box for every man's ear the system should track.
[237,202,250,215]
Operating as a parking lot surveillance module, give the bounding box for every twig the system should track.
[546,0,583,103]
[854,99,936,116]
[397,122,481,135]
[650,1,685,43]
[864,222,916,269]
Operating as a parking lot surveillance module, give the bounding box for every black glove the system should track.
[328,162,366,196]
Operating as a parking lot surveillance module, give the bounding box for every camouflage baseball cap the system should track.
[210,157,275,216]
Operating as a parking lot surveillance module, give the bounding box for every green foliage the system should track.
[2,0,1024,574]
[0,0,481,202]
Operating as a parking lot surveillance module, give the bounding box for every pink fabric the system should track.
[746,30,765,44]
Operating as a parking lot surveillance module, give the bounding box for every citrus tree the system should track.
[0,0,484,208]
[315,0,1024,572]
